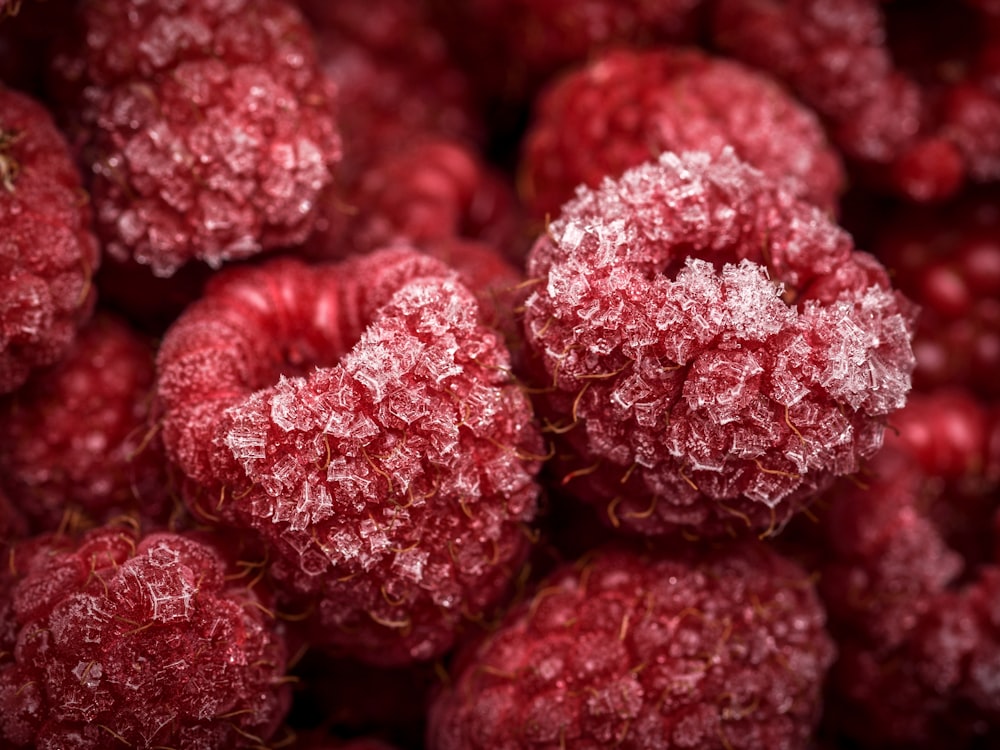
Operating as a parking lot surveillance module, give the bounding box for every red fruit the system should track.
[873,188,1000,397]
[0,313,170,533]
[522,149,915,538]
[0,526,291,749]
[50,0,341,277]
[520,47,846,219]
[712,0,1000,202]
[428,541,834,750]
[0,84,99,394]
[156,248,543,666]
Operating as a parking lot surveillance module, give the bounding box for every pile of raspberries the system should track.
[1,0,998,748]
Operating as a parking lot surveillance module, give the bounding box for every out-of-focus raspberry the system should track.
[0,84,99,395]
[818,389,1000,748]
[0,313,171,533]
[49,0,340,277]
[0,526,291,749]
[522,149,915,538]
[300,0,482,185]
[520,47,845,219]
[156,248,542,666]
[428,540,834,750]
[428,0,704,110]
[713,0,1000,202]
[873,188,1000,397]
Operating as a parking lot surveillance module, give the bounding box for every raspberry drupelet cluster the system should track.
[156,247,543,666]
[429,540,835,750]
[520,47,846,220]
[522,149,915,538]
[0,84,99,394]
[49,0,341,277]
[0,526,291,749]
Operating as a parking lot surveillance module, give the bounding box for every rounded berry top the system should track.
[0,527,290,749]
[156,249,543,665]
[0,84,99,394]
[429,540,834,750]
[522,149,916,538]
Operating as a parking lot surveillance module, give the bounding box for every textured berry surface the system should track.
[522,149,915,538]
[0,313,169,532]
[873,188,1000,397]
[0,526,290,749]
[521,47,845,219]
[51,0,340,277]
[0,84,99,394]
[156,249,542,665]
[712,0,1000,201]
[429,540,834,750]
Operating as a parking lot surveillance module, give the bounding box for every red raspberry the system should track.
[873,188,1000,397]
[0,526,291,749]
[301,0,482,185]
[156,249,543,666]
[712,0,1000,202]
[50,0,341,277]
[522,149,915,538]
[0,84,99,395]
[428,541,834,750]
[0,313,170,533]
[429,0,704,107]
[520,47,846,219]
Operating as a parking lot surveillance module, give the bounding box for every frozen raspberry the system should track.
[873,188,1000,397]
[0,84,99,395]
[0,526,291,749]
[0,313,171,533]
[301,0,482,185]
[429,0,704,109]
[428,540,834,750]
[522,149,915,538]
[156,248,543,666]
[306,136,521,264]
[50,0,340,277]
[520,47,846,219]
[712,0,1000,202]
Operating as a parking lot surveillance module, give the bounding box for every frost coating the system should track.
[156,249,542,665]
[522,149,916,537]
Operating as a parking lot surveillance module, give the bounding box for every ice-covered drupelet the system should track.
[49,0,341,277]
[0,526,291,749]
[155,248,542,666]
[0,84,99,394]
[522,149,916,538]
[428,540,835,750]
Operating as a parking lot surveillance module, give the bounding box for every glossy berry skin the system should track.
[156,249,542,666]
[522,149,915,539]
[50,0,340,277]
[0,527,290,749]
[0,313,169,533]
[0,84,99,394]
[521,47,845,220]
[712,0,1000,202]
[428,541,834,750]
[873,189,1000,398]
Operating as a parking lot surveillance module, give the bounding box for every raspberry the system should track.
[520,47,846,219]
[50,0,341,277]
[0,313,170,533]
[873,188,1000,397]
[428,540,834,750]
[712,0,1000,202]
[302,0,482,185]
[0,84,99,395]
[522,149,915,538]
[155,248,543,665]
[0,526,291,749]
